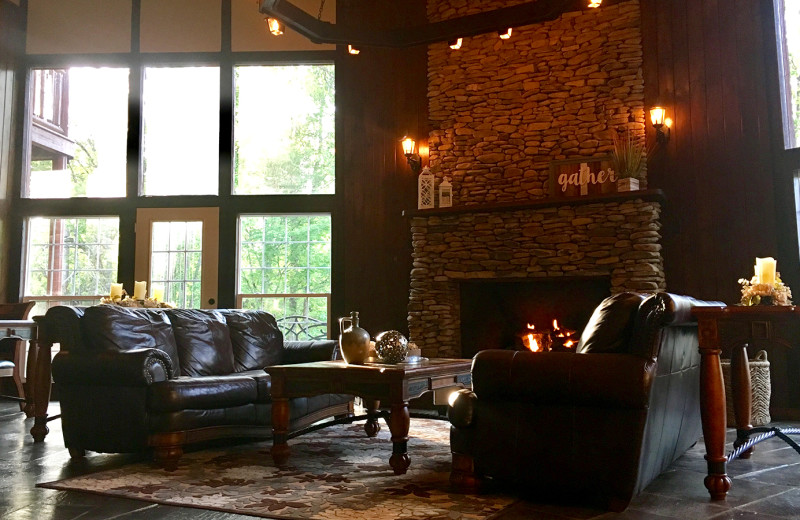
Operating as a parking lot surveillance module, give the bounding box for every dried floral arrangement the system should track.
[738,275,793,306]
[100,293,175,309]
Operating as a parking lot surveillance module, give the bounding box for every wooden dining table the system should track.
[0,317,58,442]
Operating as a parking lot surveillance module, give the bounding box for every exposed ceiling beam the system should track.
[259,0,624,48]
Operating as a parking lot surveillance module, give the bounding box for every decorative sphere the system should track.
[374,330,409,364]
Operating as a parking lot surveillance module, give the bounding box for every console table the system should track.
[693,305,800,501]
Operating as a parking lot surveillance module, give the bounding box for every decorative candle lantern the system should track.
[418,167,434,209]
[439,177,453,208]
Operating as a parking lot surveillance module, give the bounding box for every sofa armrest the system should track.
[282,339,339,364]
[471,349,655,409]
[52,348,172,386]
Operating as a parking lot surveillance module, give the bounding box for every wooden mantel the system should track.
[405,189,666,218]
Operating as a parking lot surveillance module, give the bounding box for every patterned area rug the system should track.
[39,418,516,519]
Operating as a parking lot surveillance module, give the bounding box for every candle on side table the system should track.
[133,281,147,300]
[756,257,777,285]
[110,283,124,300]
[152,285,164,302]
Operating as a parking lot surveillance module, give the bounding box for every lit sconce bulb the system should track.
[588,0,602,7]
[499,28,513,40]
[266,17,284,36]
[449,38,463,50]
[347,45,360,55]
[664,117,673,128]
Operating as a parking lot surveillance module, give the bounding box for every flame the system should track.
[564,340,575,349]
[527,323,535,330]
[524,333,543,352]
[552,319,559,331]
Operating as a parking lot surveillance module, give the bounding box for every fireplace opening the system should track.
[459,277,611,359]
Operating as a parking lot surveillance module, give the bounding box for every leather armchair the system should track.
[448,292,722,511]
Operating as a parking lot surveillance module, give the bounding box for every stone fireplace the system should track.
[407,192,665,358]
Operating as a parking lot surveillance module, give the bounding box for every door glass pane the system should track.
[25,67,129,198]
[151,220,203,308]
[776,0,800,149]
[233,65,335,194]
[142,66,220,195]
[24,217,119,316]
[238,214,331,339]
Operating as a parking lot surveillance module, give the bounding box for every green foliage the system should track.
[67,138,99,196]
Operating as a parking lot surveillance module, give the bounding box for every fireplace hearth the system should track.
[460,277,610,358]
[407,192,666,359]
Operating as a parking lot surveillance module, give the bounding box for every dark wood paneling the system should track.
[0,0,25,303]
[643,0,789,304]
[335,0,427,337]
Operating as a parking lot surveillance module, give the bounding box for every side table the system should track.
[693,305,800,501]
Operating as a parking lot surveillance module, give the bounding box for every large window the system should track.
[141,66,220,196]
[234,65,335,194]
[776,0,800,149]
[23,217,120,315]
[238,215,332,339]
[25,67,129,198]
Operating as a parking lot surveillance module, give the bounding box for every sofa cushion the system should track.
[80,305,179,374]
[220,310,283,371]
[148,374,259,412]
[577,292,647,354]
[166,309,235,377]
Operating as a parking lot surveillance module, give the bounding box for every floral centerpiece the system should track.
[739,257,792,306]
[101,282,175,308]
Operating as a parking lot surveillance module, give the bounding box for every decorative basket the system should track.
[720,350,771,426]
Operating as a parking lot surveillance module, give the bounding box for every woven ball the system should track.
[374,330,409,364]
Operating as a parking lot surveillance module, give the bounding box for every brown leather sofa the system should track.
[47,304,353,470]
[448,292,721,511]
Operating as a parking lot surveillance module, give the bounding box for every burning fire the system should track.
[520,319,577,352]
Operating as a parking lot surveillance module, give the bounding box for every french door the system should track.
[134,207,219,309]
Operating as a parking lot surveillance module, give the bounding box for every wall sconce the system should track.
[650,106,672,144]
[266,17,284,36]
[449,38,463,50]
[499,28,513,40]
[401,136,422,175]
[347,45,360,55]
[588,0,603,7]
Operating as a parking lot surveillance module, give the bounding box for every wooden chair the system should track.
[0,302,36,410]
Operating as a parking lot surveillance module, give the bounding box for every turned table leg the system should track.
[271,397,290,466]
[388,401,410,475]
[30,337,52,443]
[698,317,731,500]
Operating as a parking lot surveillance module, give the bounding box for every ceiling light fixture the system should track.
[348,45,360,55]
[266,17,284,36]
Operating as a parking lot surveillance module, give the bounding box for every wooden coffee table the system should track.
[266,358,472,474]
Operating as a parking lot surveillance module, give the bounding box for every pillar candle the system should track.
[133,281,147,300]
[152,285,164,302]
[756,257,777,286]
[110,283,123,299]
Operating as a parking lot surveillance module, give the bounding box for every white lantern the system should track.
[439,177,453,208]
[418,167,434,209]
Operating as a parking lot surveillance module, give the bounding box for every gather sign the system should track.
[548,156,619,198]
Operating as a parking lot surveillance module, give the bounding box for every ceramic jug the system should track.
[338,311,370,364]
